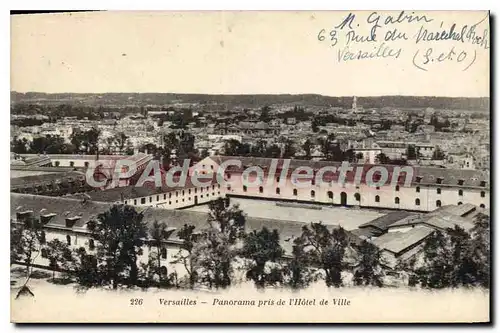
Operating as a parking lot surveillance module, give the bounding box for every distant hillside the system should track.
[10,92,490,111]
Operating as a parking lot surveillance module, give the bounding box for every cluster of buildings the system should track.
[10,98,490,280]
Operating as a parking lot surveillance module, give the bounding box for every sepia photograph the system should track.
[9,9,490,323]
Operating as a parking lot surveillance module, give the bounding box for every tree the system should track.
[86,205,148,289]
[282,139,296,159]
[282,236,316,290]
[45,239,74,280]
[311,118,320,133]
[11,216,45,298]
[376,153,391,164]
[406,145,417,160]
[71,128,101,154]
[406,226,479,289]
[71,247,100,288]
[145,221,175,287]
[11,137,29,154]
[302,139,312,159]
[192,198,246,289]
[172,224,199,289]
[299,223,349,287]
[353,241,385,287]
[468,213,490,288]
[241,227,285,288]
[432,146,445,160]
[260,105,271,122]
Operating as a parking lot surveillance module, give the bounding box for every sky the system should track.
[11,11,490,97]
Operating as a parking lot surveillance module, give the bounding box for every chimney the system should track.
[65,217,80,228]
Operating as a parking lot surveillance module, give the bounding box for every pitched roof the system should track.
[79,176,219,202]
[388,210,475,232]
[372,226,434,255]
[207,156,489,188]
[358,211,414,232]
[11,171,86,189]
[10,193,361,254]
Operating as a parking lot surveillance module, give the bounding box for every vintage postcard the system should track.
[10,10,490,323]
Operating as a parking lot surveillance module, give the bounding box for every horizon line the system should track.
[10,91,491,99]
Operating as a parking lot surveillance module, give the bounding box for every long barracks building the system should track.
[77,156,490,213]
[193,156,490,212]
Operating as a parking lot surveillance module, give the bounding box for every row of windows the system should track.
[125,192,221,206]
[53,161,91,168]
[414,176,487,187]
[243,185,487,200]
[124,185,221,205]
[239,186,488,208]
[415,186,485,197]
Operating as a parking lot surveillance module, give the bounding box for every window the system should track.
[40,231,46,244]
[395,197,400,204]
[354,193,360,201]
[69,161,74,167]
[212,185,215,190]
[481,191,485,198]
[480,181,486,187]
[41,248,48,258]
[89,239,95,250]
[480,204,485,208]
[458,179,464,185]
[437,188,441,194]
[293,189,298,196]
[169,193,172,198]
[416,186,420,193]
[84,161,89,168]
[458,190,463,196]
[458,202,463,205]
[164,194,167,200]
[156,195,160,201]
[436,177,443,184]
[375,195,380,203]
[176,192,179,197]
[125,201,128,205]
[395,185,400,191]
[415,176,422,183]
[55,161,60,167]
[66,235,71,246]
[194,188,197,194]
[227,185,231,191]
[141,198,146,204]
[311,190,316,198]
[134,199,137,205]
[436,200,442,207]
[243,185,247,192]
[188,189,191,195]
[376,186,380,190]
[276,176,280,183]
[161,247,167,259]
[149,197,152,203]
[211,165,214,170]
[276,188,280,195]
[259,186,264,193]
[182,190,185,196]
[415,198,420,206]
[226,173,231,179]
[328,191,333,199]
